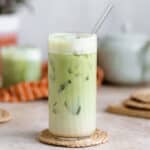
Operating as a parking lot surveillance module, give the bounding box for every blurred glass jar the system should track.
[0,15,19,86]
[1,46,41,87]
[99,34,150,85]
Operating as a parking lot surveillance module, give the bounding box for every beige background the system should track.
[0,86,149,150]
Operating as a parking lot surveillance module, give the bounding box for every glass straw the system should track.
[92,1,113,33]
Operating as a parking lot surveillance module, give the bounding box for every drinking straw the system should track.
[91,1,113,33]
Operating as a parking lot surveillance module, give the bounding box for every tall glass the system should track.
[48,33,97,138]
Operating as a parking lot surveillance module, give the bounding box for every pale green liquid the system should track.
[48,53,96,137]
[2,56,41,87]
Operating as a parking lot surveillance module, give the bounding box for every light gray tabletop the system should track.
[0,85,149,150]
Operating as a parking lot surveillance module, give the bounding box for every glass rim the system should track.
[48,33,97,40]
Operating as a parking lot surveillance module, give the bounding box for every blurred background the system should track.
[1,0,150,86]
[16,0,150,59]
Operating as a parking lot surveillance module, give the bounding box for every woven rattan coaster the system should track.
[123,99,150,110]
[0,108,11,123]
[107,105,150,119]
[38,129,108,148]
[131,89,150,103]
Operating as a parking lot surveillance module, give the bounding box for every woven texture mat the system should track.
[38,129,108,148]
[0,108,11,123]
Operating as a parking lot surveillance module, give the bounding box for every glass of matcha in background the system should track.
[48,33,97,138]
[1,47,41,87]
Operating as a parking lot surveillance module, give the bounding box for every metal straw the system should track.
[91,2,113,33]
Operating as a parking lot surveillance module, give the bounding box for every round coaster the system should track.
[38,129,108,148]
[131,89,150,103]
[0,108,11,123]
[124,99,150,110]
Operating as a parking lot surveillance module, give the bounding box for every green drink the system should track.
[48,33,97,137]
[2,47,41,87]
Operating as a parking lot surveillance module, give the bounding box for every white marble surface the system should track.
[0,85,149,150]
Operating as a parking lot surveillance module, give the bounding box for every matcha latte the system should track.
[2,47,41,87]
[48,33,97,137]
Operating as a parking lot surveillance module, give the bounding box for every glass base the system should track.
[52,134,90,141]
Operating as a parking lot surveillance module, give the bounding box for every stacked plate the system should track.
[107,89,150,119]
